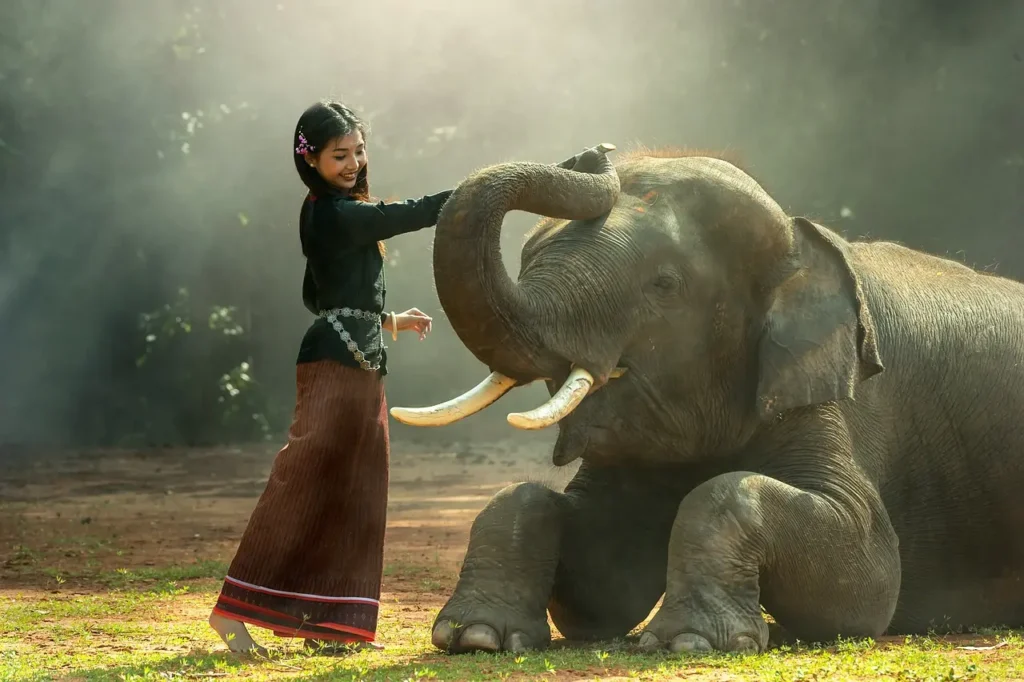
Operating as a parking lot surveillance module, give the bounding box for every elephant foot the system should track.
[637,599,768,655]
[431,598,551,654]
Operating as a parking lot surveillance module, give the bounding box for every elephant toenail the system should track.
[637,632,662,651]
[460,624,501,651]
[730,635,760,654]
[507,631,529,653]
[669,632,713,654]
[431,621,454,650]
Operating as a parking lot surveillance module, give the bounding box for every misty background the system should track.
[0,0,1021,452]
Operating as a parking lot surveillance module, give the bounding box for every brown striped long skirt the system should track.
[212,359,389,643]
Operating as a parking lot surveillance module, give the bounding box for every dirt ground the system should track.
[0,438,574,628]
[1,440,1021,681]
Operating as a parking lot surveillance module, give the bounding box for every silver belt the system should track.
[318,307,384,371]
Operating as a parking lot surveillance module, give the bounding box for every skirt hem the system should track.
[211,605,376,643]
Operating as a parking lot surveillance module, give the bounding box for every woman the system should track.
[208,100,451,655]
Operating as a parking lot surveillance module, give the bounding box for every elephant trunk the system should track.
[389,144,621,428]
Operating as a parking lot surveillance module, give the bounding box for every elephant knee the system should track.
[673,472,768,553]
[478,482,562,521]
[466,482,565,559]
[497,481,561,506]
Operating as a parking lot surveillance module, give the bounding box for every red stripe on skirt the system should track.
[211,605,376,642]
[214,359,389,642]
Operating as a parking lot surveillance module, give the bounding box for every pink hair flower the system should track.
[295,131,314,155]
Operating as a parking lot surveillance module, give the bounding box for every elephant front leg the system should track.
[432,482,562,653]
[639,470,901,654]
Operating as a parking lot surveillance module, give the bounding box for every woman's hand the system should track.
[391,308,433,340]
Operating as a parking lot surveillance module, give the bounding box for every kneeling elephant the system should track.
[392,143,1024,654]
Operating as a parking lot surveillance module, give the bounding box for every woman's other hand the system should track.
[395,308,433,340]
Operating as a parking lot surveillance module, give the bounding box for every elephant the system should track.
[389,142,1024,655]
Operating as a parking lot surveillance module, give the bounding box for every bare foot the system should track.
[304,638,383,655]
[209,610,269,656]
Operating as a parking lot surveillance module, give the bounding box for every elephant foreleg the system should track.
[432,463,689,653]
[639,469,901,654]
[431,482,563,653]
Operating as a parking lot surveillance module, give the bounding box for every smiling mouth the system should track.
[340,174,357,182]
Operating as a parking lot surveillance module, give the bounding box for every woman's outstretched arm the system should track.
[316,191,454,246]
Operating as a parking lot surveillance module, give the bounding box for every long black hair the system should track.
[294,100,384,257]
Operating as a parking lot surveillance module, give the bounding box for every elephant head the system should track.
[391,145,884,465]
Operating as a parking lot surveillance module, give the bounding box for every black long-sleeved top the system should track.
[295,190,453,375]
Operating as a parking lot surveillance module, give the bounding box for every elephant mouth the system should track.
[389,365,629,430]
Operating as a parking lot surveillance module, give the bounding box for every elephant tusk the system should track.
[390,372,518,427]
[507,367,594,430]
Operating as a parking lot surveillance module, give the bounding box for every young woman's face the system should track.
[307,130,367,192]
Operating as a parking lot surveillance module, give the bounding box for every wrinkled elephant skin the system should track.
[402,147,1024,654]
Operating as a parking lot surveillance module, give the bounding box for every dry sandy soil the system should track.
[0,437,574,589]
[0,439,588,678]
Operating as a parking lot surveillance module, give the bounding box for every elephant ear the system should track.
[756,217,883,419]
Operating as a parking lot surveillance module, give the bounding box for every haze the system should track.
[1,0,1021,452]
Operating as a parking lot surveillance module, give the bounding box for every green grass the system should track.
[93,560,229,590]
[3,579,1023,681]
[2,552,1022,681]
[5,450,1023,680]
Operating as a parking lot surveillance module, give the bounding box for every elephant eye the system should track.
[652,272,680,293]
